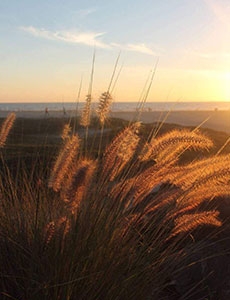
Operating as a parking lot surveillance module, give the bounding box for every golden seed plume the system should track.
[48,134,80,191]
[61,124,71,141]
[139,129,213,163]
[44,221,55,249]
[171,154,230,190]
[62,159,97,214]
[96,91,112,125]
[0,113,16,148]
[178,185,230,209]
[80,94,92,127]
[168,210,222,240]
[101,122,141,181]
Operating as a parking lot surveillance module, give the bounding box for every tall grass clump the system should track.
[0,104,229,299]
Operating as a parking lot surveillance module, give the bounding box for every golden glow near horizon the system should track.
[1,0,230,103]
[223,72,230,101]
[1,61,230,103]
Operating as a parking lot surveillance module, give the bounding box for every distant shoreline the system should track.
[0,110,230,134]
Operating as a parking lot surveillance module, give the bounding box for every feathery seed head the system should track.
[168,210,222,240]
[97,91,112,125]
[0,113,16,148]
[61,124,71,141]
[48,134,81,191]
[101,122,141,181]
[80,94,92,127]
[63,159,97,214]
[139,129,213,163]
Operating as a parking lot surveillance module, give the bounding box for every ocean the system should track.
[0,101,230,112]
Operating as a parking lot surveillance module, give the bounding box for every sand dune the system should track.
[110,110,230,133]
[0,109,229,133]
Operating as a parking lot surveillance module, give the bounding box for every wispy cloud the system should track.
[74,8,96,18]
[20,26,158,56]
[111,42,157,56]
[20,26,110,49]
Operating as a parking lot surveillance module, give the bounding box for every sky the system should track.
[0,0,230,103]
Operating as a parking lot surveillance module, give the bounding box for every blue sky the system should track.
[1,0,230,102]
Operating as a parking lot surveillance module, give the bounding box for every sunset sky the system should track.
[1,0,230,103]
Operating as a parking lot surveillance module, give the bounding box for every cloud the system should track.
[20,26,110,49]
[20,26,158,55]
[111,42,157,56]
[75,8,96,18]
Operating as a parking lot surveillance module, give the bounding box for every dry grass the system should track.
[0,106,229,299]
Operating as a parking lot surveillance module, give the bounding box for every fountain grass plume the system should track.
[0,113,16,148]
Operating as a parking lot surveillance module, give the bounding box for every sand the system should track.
[0,109,229,133]
[110,110,230,133]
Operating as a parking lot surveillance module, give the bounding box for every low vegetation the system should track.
[0,99,229,299]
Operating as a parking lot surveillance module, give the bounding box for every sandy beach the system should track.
[0,109,229,134]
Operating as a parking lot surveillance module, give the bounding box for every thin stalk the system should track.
[98,122,105,158]
[216,135,230,156]
[111,61,123,94]
[73,75,83,135]
[107,52,121,94]
[85,49,96,153]
[97,53,121,158]
[136,58,159,122]
[129,58,159,125]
